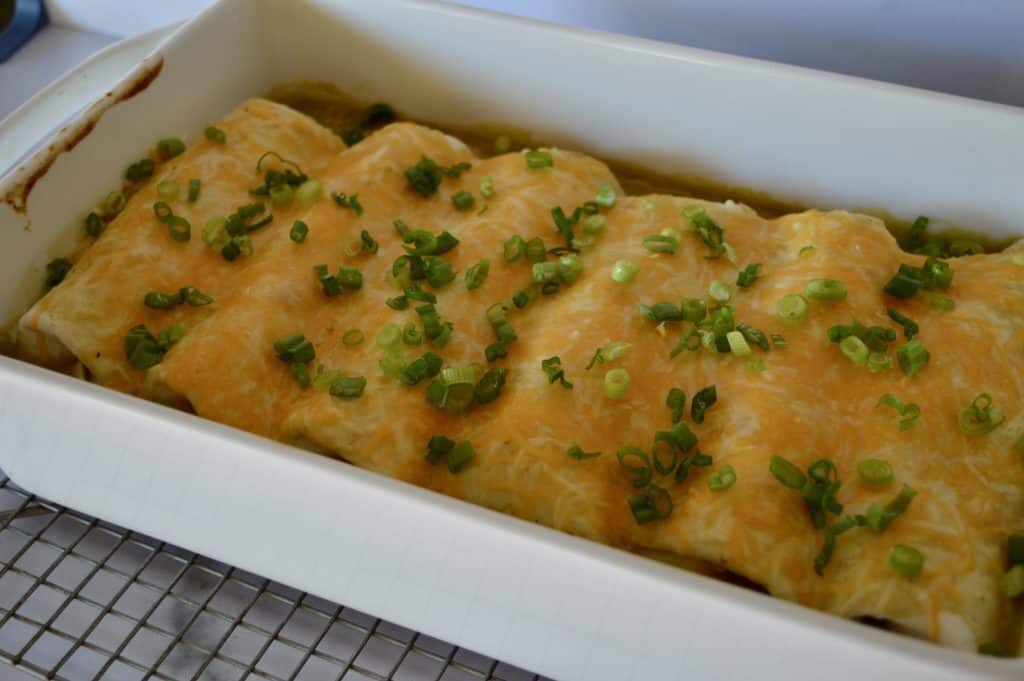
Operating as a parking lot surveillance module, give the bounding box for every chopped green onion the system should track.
[670,452,709,484]
[691,385,717,424]
[861,484,917,533]
[889,544,924,579]
[524,237,547,263]
[202,216,228,248]
[124,324,180,369]
[295,179,323,207]
[166,215,191,243]
[143,286,211,309]
[804,278,847,301]
[769,455,806,489]
[398,322,421,346]
[664,388,687,424]
[557,253,583,284]
[586,342,631,370]
[865,352,891,373]
[604,368,630,399]
[290,220,308,243]
[100,191,126,219]
[423,257,456,288]
[726,331,750,356]
[273,333,315,364]
[343,237,363,258]
[676,298,705,323]
[184,179,200,203]
[156,180,179,201]
[464,259,490,290]
[399,352,443,386]
[959,392,1005,435]
[451,190,475,211]
[638,302,684,323]
[503,235,525,262]
[153,202,173,222]
[474,176,495,199]
[616,446,652,486]
[378,351,406,377]
[125,158,155,183]
[876,394,920,431]
[777,294,808,322]
[887,308,918,339]
[642,234,677,254]
[331,191,363,215]
[708,465,737,492]
[568,445,601,460]
[928,294,955,311]
[999,565,1024,598]
[857,459,893,485]
[342,329,364,346]
[329,375,366,398]
[611,259,639,283]
[425,435,454,464]
[474,367,507,404]
[44,258,72,288]
[156,138,186,160]
[84,212,104,238]
[204,126,226,144]
[682,204,725,259]
[541,356,572,389]
[581,214,606,236]
[1013,254,1024,267]
[708,280,732,303]
[267,183,293,207]
[595,185,616,208]
[736,324,769,351]
[376,324,402,350]
[896,340,929,377]
[627,484,673,524]
[404,156,443,196]
[736,263,762,288]
[839,336,869,365]
[524,150,553,169]
[493,135,512,154]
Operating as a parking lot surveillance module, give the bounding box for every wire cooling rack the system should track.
[0,472,550,681]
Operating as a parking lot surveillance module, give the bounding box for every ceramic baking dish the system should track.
[1,1,1022,679]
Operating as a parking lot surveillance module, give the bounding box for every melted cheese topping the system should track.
[17,99,343,392]
[16,99,1024,651]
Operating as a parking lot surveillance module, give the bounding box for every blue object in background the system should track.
[0,0,47,63]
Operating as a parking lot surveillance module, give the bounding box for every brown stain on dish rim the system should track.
[2,56,164,215]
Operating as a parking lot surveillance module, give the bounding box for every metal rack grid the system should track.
[0,472,550,681]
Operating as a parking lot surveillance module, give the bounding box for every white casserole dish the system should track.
[1,1,1022,678]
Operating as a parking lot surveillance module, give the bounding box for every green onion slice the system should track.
[707,465,737,492]
[604,368,630,399]
[541,356,573,389]
[777,294,808,322]
[736,263,762,288]
[666,388,686,424]
[769,455,806,489]
[889,544,924,579]
[524,150,553,169]
[896,340,929,377]
[691,385,716,423]
[611,259,639,283]
[857,459,893,485]
[959,392,1005,435]
[342,329,364,346]
[804,278,847,301]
